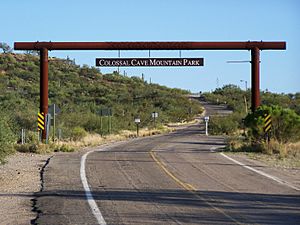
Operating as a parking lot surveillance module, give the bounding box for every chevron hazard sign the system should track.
[38,112,45,131]
[264,114,272,133]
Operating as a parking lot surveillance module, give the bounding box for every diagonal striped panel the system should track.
[264,124,272,132]
[263,114,272,133]
[264,114,271,122]
[38,123,44,130]
[38,112,45,131]
[38,112,45,120]
[38,117,44,125]
[265,119,271,127]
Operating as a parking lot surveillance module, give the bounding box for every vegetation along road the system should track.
[34,103,300,225]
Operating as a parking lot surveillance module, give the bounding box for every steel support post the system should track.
[251,47,260,112]
[40,48,49,141]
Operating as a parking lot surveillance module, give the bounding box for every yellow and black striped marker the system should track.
[38,112,45,131]
[264,114,272,133]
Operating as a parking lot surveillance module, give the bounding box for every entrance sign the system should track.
[14,41,286,141]
[96,58,204,67]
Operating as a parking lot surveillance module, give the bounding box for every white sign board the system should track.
[204,116,209,122]
[152,112,158,118]
[134,118,141,123]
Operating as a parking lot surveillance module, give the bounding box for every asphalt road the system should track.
[35,102,300,225]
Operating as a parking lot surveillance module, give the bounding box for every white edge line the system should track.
[80,149,106,225]
[218,151,300,192]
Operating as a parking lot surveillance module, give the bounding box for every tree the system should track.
[24,50,39,56]
[0,42,12,53]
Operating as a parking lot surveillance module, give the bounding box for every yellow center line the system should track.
[149,148,243,225]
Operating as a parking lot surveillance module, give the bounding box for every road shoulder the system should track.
[0,152,52,225]
[220,151,300,191]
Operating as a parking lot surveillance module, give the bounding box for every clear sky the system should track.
[1,0,299,93]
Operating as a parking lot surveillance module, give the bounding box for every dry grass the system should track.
[246,150,300,169]
[167,119,199,127]
[14,126,173,155]
[226,137,300,169]
[261,140,300,158]
[47,126,173,152]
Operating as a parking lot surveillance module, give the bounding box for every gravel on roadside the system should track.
[0,152,53,225]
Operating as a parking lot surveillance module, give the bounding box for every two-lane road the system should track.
[35,103,300,225]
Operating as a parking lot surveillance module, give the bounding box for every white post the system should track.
[21,129,25,144]
[204,116,209,136]
[58,128,62,141]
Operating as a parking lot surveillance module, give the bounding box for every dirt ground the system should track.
[0,152,52,225]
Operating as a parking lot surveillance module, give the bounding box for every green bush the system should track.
[53,144,75,152]
[70,126,87,141]
[0,53,203,143]
[0,115,17,162]
[15,143,38,153]
[245,105,300,143]
[209,113,242,135]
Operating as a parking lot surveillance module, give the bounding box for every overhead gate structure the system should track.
[14,41,286,140]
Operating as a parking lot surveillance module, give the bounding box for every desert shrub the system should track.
[53,144,75,152]
[209,112,242,135]
[0,114,16,162]
[15,143,38,153]
[70,126,87,141]
[245,105,300,143]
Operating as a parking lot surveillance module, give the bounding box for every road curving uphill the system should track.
[34,102,300,225]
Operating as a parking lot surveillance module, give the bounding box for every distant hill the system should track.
[0,53,203,137]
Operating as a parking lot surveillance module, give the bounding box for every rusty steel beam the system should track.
[14,41,286,51]
[251,47,260,111]
[40,48,48,141]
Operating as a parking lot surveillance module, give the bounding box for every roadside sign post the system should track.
[58,128,62,141]
[100,116,103,136]
[97,108,112,135]
[152,112,158,129]
[48,104,61,142]
[21,129,25,145]
[264,114,272,145]
[45,114,51,144]
[53,104,55,142]
[134,118,141,137]
[204,116,209,136]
